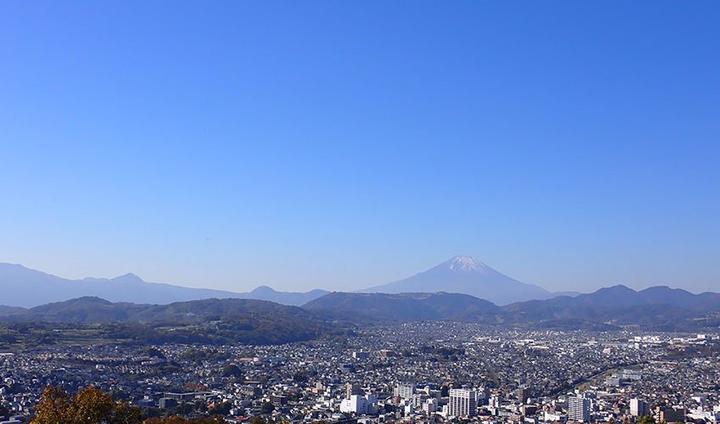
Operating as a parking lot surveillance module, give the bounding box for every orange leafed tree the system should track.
[32,386,71,424]
[31,386,142,424]
[32,385,230,424]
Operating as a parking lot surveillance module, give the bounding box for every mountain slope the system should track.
[504,284,720,329]
[304,291,503,322]
[0,305,27,317]
[3,284,719,335]
[28,296,148,322]
[364,256,551,305]
[2,296,335,345]
[306,284,720,330]
[0,263,327,307]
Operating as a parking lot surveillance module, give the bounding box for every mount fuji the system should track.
[363,256,552,305]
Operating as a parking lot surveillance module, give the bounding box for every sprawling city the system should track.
[1,322,719,423]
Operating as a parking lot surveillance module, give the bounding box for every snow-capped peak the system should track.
[446,256,487,272]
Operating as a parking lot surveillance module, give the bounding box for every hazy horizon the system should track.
[0,255,714,296]
[2,1,718,294]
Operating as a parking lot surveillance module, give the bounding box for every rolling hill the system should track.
[305,284,720,330]
[0,296,336,345]
[304,291,503,322]
[503,284,720,329]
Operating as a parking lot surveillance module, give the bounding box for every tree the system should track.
[638,416,656,424]
[146,348,166,359]
[32,386,70,424]
[66,386,114,424]
[292,372,309,383]
[31,386,142,424]
[111,401,143,424]
[222,364,243,378]
[209,401,232,416]
[260,401,275,414]
[32,385,230,424]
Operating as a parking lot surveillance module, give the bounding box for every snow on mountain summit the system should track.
[445,256,488,272]
[363,255,551,305]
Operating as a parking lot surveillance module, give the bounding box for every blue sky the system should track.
[1,1,718,293]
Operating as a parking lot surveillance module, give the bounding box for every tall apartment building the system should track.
[448,389,477,417]
[394,382,415,400]
[346,383,361,399]
[630,398,649,417]
[568,396,591,423]
[658,407,686,423]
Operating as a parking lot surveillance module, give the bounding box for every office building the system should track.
[346,383,361,399]
[630,398,649,417]
[340,394,377,415]
[448,389,477,417]
[568,396,590,422]
[394,382,415,400]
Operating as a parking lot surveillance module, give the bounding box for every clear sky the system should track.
[1,1,718,293]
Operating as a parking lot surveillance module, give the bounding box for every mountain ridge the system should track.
[2,283,717,333]
[304,291,503,322]
[0,263,328,307]
[304,284,720,330]
[0,296,336,345]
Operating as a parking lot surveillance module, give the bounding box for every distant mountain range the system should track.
[363,256,552,305]
[0,256,553,308]
[502,284,720,329]
[0,263,328,307]
[0,283,718,339]
[306,285,720,330]
[2,258,716,332]
[3,296,314,324]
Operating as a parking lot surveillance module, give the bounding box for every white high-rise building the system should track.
[339,394,377,415]
[394,383,415,400]
[448,389,477,417]
[568,396,591,423]
[630,398,649,417]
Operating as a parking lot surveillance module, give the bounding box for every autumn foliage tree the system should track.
[32,386,70,424]
[32,385,229,424]
[32,386,142,424]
